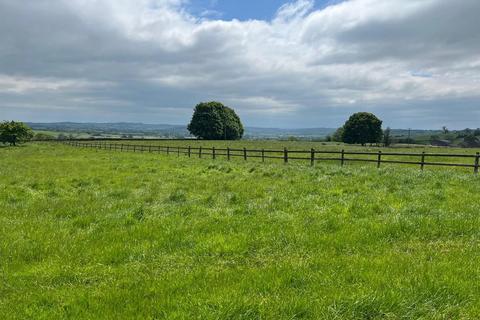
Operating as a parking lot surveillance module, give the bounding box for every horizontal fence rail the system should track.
[60,141,480,174]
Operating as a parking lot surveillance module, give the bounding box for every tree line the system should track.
[2,101,479,147]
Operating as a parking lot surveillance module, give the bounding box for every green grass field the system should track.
[75,140,480,172]
[1,143,480,319]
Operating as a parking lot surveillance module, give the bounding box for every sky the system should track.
[0,0,479,129]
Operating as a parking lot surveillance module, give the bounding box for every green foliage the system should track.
[1,143,480,318]
[57,133,69,140]
[33,132,56,141]
[187,101,244,140]
[461,135,480,148]
[0,121,34,146]
[342,112,383,145]
[332,126,344,142]
[383,127,392,147]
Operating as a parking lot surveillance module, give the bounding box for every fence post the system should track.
[262,149,265,163]
[227,147,230,161]
[475,152,479,174]
[133,145,136,152]
[311,148,315,166]
[167,146,170,155]
[284,148,288,164]
[377,151,382,168]
[177,147,180,157]
[212,147,216,160]
[199,147,202,158]
[149,145,152,153]
[188,146,191,158]
[243,147,247,161]
[341,149,345,166]
[421,151,426,171]
[121,144,124,152]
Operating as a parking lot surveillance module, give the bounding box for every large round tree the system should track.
[342,112,383,145]
[188,102,244,140]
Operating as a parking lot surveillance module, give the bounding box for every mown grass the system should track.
[1,143,480,319]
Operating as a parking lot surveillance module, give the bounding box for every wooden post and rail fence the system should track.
[59,140,480,174]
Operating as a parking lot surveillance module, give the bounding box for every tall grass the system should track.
[1,144,480,319]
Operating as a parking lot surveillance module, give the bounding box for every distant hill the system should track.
[27,122,189,138]
[244,127,336,139]
[27,122,337,139]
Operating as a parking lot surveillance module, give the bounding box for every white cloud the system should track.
[0,75,110,94]
[0,0,479,128]
[274,0,314,23]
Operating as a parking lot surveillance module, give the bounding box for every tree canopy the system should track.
[331,127,344,142]
[0,121,34,146]
[342,112,383,145]
[383,127,392,147]
[187,102,244,140]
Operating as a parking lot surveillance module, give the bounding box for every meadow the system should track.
[1,143,480,319]
[74,139,480,173]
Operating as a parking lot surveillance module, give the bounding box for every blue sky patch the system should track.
[187,0,339,21]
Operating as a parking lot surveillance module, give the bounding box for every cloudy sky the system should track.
[1,0,479,129]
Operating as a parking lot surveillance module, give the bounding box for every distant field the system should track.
[1,143,480,319]
[32,130,144,139]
